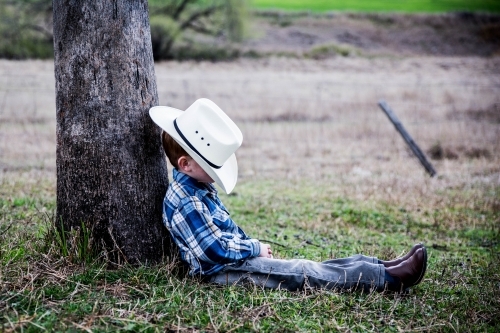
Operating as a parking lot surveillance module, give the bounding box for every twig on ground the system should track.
[258,239,289,248]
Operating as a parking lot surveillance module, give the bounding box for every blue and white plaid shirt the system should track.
[163,169,261,276]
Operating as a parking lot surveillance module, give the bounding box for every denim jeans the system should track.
[208,254,386,292]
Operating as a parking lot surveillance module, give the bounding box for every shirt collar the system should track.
[172,168,218,195]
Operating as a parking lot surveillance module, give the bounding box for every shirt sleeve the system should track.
[170,196,261,265]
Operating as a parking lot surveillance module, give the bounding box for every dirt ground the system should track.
[0,12,499,209]
[241,11,500,57]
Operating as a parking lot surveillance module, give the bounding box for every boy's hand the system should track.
[259,243,273,258]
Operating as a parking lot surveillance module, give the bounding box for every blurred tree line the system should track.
[0,0,53,59]
[0,0,248,61]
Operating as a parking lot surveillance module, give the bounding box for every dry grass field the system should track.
[1,56,498,209]
[1,15,500,328]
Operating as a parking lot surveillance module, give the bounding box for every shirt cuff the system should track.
[250,239,261,257]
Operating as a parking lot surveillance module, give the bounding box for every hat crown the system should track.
[175,99,242,167]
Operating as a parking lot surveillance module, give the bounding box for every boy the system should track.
[149,98,427,292]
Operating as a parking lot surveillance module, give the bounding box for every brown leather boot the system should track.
[385,247,427,292]
[380,243,424,267]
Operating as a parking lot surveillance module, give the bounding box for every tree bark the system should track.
[53,0,170,264]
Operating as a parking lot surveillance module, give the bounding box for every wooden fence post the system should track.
[378,100,437,177]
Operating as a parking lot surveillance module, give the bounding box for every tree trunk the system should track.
[53,0,170,264]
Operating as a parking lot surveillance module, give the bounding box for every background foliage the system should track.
[0,0,53,59]
[0,0,248,61]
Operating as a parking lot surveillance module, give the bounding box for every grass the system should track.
[1,54,499,331]
[1,177,499,332]
[304,43,360,59]
[252,0,500,13]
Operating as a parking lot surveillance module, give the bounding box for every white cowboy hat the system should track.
[149,98,243,194]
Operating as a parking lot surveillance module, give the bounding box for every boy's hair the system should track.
[161,131,189,169]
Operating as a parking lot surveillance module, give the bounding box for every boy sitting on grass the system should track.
[149,98,427,292]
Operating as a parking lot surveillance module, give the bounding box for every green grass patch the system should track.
[304,43,359,59]
[1,179,499,331]
[252,0,500,13]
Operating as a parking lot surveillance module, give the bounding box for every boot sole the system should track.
[401,246,427,292]
[413,246,427,286]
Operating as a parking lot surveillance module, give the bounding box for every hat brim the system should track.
[150,106,238,194]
